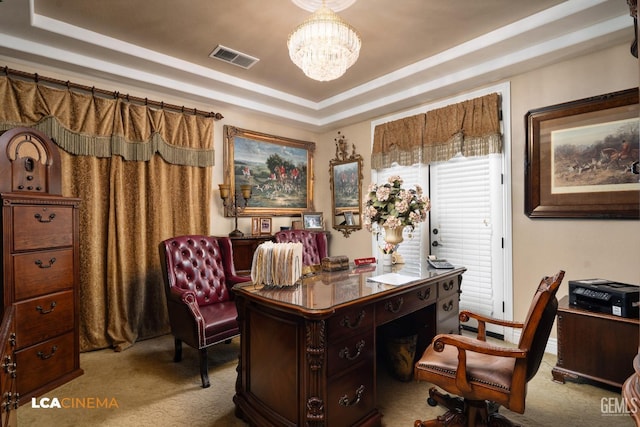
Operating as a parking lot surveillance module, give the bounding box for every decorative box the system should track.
[321,255,349,272]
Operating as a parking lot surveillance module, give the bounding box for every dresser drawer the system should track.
[15,332,75,396]
[13,249,74,301]
[327,363,375,427]
[12,205,74,251]
[376,284,436,325]
[15,290,74,349]
[437,312,461,335]
[437,277,458,299]
[327,305,374,342]
[327,332,374,377]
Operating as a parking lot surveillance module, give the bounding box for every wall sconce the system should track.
[218,184,252,237]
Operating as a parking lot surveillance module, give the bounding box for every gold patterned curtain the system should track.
[371,113,425,169]
[423,93,502,163]
[0,76,214,351]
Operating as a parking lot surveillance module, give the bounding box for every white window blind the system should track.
[430,155,500,318]
[372,164,428,277]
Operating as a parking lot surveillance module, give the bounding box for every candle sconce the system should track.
[218,184,252,237]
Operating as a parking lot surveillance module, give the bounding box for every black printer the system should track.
[569,279,639,318]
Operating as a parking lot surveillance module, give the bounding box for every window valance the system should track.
[0,76,215,166]
[371,113,425,170]
[371,93,502,169]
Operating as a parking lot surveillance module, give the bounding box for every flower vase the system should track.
[384,226,404,245]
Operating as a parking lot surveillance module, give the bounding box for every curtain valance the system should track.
[423,92,502,163]
[0,77,215,166]
[371,93,502,169]
[371,113,425,169]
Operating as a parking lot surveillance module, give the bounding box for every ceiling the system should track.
[0,0,634,131]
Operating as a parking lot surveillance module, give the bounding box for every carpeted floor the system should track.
[18,333,634,426]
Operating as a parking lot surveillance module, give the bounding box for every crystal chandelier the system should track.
[287,4,361,82]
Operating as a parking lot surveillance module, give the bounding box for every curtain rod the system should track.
[2,66,224,120]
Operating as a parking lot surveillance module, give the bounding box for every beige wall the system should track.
[3,41,639,331]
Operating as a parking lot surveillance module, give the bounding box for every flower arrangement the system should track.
[362,175,430,233]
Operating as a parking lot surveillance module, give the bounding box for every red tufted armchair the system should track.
[274,229,328,266]
[159,235,250,388]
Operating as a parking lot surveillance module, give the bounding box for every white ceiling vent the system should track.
[209,45,259,69]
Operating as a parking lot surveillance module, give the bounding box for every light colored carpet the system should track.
[18,333,634,426]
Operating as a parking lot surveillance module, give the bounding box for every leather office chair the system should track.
[273,229,328,266]
[159,235,251,388]
[414,270,565,427]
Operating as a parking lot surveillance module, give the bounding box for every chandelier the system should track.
[287,4,361,82]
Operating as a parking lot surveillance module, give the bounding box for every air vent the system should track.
[209,45,259,69]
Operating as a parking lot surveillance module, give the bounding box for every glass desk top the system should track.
[233,262,465,313]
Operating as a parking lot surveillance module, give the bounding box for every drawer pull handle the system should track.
[418,288,431,300]
[385,297,404,313]
[339,340,365,361]
[37,346,58,360]
[35,258,56,269]
[443,300,454,312]
[340,310,365,329]
[34,212,56,223]
[2,356,16,377]
[443,281,453,291]
[338,385,365,407]
[36,301,57,314]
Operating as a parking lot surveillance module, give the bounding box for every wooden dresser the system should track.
[0,127,83,405]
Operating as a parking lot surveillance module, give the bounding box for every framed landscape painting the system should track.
[525,88,639,219]
[223,125,315,216]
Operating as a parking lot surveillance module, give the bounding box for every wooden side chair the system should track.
[414,270,565,427]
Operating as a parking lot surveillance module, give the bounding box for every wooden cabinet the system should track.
[0,306,17,426]
[229,235,273,275]
[552,296,639,388]
[0,128,82,405]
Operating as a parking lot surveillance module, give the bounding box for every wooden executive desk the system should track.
[232,264,466,427]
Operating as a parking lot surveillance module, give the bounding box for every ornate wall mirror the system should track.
[329,132,363,238]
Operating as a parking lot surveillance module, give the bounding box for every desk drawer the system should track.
[13,248,74,301]
[376,284,436,325]
[437,296,460,335]
[327,332,374,377]
[15,332,75,396]
[327,363,375,427]
[327,305,374,341]
[437,278,458,299]
[15,290,74,349]
[12,205,74,251]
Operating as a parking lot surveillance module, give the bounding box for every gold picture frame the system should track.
[223,125,315,216]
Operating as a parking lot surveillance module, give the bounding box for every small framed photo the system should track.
[251,218,261,236]
[344,211,355,226]
[302,212,323,230]
[260,217,272,235]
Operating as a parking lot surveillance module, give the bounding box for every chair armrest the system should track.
[168,287,204,321]
[226,273,251,287]
[432,334,527,393]
[459,310,524,341]
[433,334,527,359]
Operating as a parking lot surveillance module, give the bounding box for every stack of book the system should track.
[251,241,303,287]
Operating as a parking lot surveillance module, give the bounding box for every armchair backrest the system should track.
[517,270,565,382]
[160,235,232,307]
[274,230,328,266]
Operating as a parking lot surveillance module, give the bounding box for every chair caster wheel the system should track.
[427,397,438,407]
